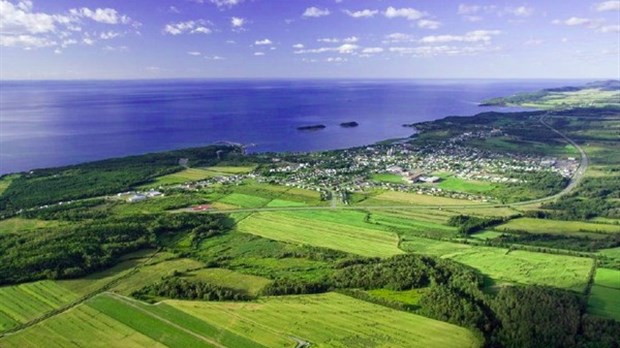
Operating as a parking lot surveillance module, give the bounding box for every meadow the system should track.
[168,292,480,348]
[360,191,481,206]
[496,217,620,238]
[435,175,498,194]
[183,268,271,296]
[371,173,405,184]
[588,268,620,321]
[0,218,65,235]
[236,211,403,257]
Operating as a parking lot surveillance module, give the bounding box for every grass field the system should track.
[0,302,167,348]
[360,191,481,206]
[218,193,271,208]
[371,173,405,184]
[448,248,594,292]
[265,199,307,207]
[366,288,428,307]
[0,174,18,196]
[0,218,65,235]
[146,168,214,186]
[169,292,480,348]
[0,281,78,331]
[588,268,620,321]
[496,218,620,238]
[445,206,520,218]
[183,268,271,296]
[236,211,403,257]
[402,238,593,291]
[435,176,497,194]
[205,165,256,174]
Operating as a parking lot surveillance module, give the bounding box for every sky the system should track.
[0,0,619,79]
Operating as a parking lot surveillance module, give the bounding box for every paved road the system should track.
[182,113,588,215]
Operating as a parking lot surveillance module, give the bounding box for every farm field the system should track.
[145,168,214,186]
[448,248,594,292]
[366,288,428,306]
[204,165,256,175]
[496,217,620,237]
[236,211,403,257]
[0,281,78,331]
[218,193,271,208]
[0,218,65,234]
[265,199,307,207]
[588,268,620,321]
[0,301,167,348]
[183,268,271,296]
[169,292,480,348]
[369,212,457,238]
[359,191,481,206]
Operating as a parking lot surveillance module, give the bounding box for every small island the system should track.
[297,124,326,131]
[339,121,359,128]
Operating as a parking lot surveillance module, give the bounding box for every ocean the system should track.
[0,79,585,174]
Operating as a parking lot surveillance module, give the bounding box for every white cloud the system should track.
[596,1,620,11]
[292,43,304,49]
[599,24,620,33]
[188,51,201,56]
[70,8,130,25]
[362,47,383,53]
[294,43,359,55]
[210,0,244,8]
[254,51,265,56]
[344,9,378,18]
[458,4,533,20]
[0,0,69,34]
[169,6,180,14]
[303,7,330,17]
[255,38,272,45]
[319,36,358,43]
[0,34,56,48]
[389,44,500,57]
[383,33,415,43]
[384,7,424,20]
[418,19,441,29]
[564,17,591,26]
[318,37,339,43]
[326,57,346,63]
[523,39,544,46]
[164,20,212,35]
[206,55,225,60]
[337,43,358,53]
[231,16,245,28]
[419,30,501,44]
[82,37,95,45]
[100,31,120,40]
[506,6,533,17]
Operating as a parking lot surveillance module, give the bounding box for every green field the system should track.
[366,288,428,306]
[588,268,620,321]
[0,281,78,331]
[369,212,457,238]
[496,218,620,238]
[448,248,594,292]
[371,173,405,184]
[0,174,18,196]
[183,268,271,296]
[435,176,497,194]
[169,292,480,348]
[402,238,593,291]
[265,199,307,207]
[236,211,403,257]
[360,191,480,206]
[218,193,271,208]
[0,218,65,235]
[146,168,214,186]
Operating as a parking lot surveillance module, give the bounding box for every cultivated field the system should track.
[0,281,78,331]
[145,168,214,186]
[0,218,65,235]
[236,211,403,257]
[218,193,271,208]
[360,191,481,206]
[169,292,480,348]
[496,218,620,237]
[435,176,497,194]
[588,268,620,321]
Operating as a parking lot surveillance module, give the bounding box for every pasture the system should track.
[183,268,271,296]
[0,218,65,235]
[236,211,403,257]
[435,176,497,194]
[0,281,78,331]
[360,190,481,206]
[145,168,213,186]
[371,173,405,184]
[496,218,620,238]
[218,193,271,208]
[588,268,620,321]
[169,292,480,348]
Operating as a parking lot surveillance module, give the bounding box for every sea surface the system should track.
[0,79,586,174]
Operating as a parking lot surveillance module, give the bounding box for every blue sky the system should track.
[1,0,619,79]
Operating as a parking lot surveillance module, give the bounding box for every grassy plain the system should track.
[366,288,428,307]
[496,217,620,238]
[218,193,271,208]
[145,168,214,186]
[183,268,271,296]
[0,281,78,331]
[360,191,481,206]
[371,173,405,184]
[0,218,65,234]
[435,176,497,194]
[588,268,620,321]
[236,211,403,257]
[169,292,480,348]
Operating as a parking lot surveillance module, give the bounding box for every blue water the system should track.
[0,79,585,174]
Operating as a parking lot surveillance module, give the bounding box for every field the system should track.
[265,199,307,207]
[0,281,78,331]
[371,173,405,184]
[496,218,620,238]
[218,193,271,208]
[402,238,593,291]
[368,212,457,239]
[183,268,271,296]
[0,174,18,196]
[145,168,214,186]
[0,218,65,234]
[435,176,497,194]
[236,211,403,257]
[366,288,428,306]
[360,191,481,206]
[169,292,480,348]
[588,268,620,321]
